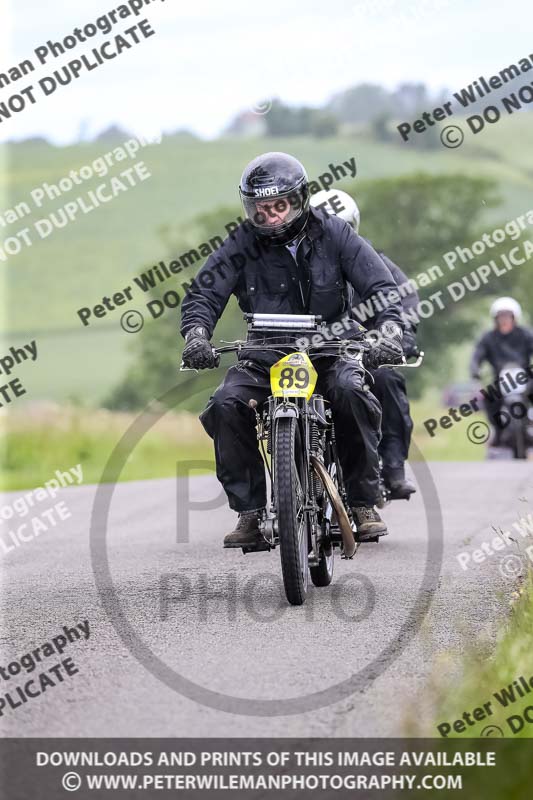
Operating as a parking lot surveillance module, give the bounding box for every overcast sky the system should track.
[0,0,530,143]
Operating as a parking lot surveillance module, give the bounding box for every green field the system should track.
[2,114,533,405]
[1,394,489,491]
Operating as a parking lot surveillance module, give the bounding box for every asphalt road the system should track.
[1,461,532,737]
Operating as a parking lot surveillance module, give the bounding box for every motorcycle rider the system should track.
[310,189,417,499]
[470,297,533,441]
[181,152,404,547]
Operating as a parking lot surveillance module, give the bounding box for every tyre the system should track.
[274,416,309,605]
[310,523,334,587]
[310,460,335,587]
[512,418,527,459]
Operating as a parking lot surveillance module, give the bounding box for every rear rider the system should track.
[311,189,417,499]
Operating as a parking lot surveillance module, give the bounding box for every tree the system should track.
[350,173,500,395]
[310,112,339,138]
[371,112,393,143]
[327,83,393,123]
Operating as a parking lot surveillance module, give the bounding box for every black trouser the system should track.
[371,368,413,472]
[200,357,382,512]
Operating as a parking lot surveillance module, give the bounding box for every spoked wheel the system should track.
[274,416,309,605]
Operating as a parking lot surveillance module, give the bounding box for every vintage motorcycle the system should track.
[189,312,422,606]
[490,362,533,459]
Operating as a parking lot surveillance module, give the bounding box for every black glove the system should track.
[182,326,218,369]
[402,327,419,358]
[364,322,404,370]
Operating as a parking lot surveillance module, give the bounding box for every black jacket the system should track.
[180,208,403,342]
[347,239,419,331]
[470,326,533,378]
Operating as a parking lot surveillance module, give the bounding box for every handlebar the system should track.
[180,337,424,372]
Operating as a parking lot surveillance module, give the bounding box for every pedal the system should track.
[241,540,273,554]
[389,488,414,501]
[356,531,386,544]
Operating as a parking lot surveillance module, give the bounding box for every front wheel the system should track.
[274,416,309,605]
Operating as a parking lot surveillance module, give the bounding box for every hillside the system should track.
[2,114,533,404]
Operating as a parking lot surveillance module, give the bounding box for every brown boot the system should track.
[223,510,264,548]
[352,506,388,540]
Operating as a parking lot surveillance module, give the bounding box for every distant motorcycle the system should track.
[492,363,533,459]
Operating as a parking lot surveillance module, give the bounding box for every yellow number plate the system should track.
[270,352,317,400]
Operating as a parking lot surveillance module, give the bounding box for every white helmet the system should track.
[490,297,522,321]
[310,189,360,233]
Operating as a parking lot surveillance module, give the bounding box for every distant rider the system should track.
[470,297,533,441]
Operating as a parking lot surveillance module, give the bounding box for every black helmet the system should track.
[239,152,310,245]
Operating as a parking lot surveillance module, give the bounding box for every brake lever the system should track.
[377,350,425,369]
[400,350,424,368]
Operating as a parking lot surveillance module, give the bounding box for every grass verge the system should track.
[1,396,485,492]
[412,570,533,741]
[406,571,533,797]
[1,405,214,491]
